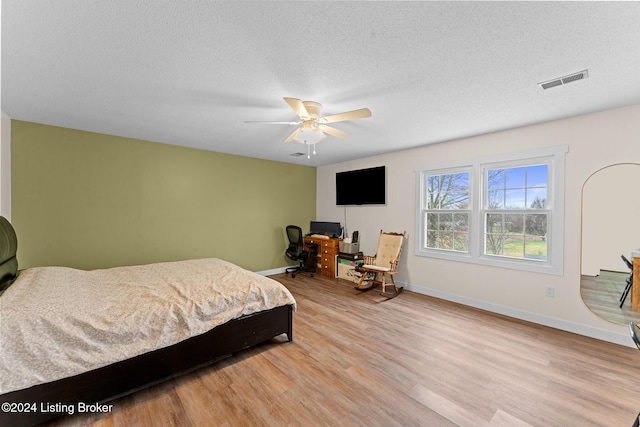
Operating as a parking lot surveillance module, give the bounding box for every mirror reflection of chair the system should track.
[285,225,316,278]
[620,255,634,308]
[355,230,406,298]
[629,321,640,350]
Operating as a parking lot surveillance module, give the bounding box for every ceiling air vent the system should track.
[290,152,305,157]
[538,69,589,90]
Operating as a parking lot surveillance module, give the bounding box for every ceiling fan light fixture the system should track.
[293,125,325,144]
[246,97,371,158]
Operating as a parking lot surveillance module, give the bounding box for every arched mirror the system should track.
[581,163,640,324]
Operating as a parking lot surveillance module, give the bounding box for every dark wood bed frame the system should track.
[0,217,294,426]
[0,304,293,427]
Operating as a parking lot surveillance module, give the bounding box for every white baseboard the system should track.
[257,266,289,276]
[399,281,634,348]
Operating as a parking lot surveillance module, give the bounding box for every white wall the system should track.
[317,103,640,346]
[0,112,10,220]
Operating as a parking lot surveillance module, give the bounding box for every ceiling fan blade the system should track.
[318,124,351,139]
[283,97,310,120]
[319,108,372,124]
[284,127,300,143]
[243,121,300,125]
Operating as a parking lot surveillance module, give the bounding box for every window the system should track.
[423,170,470,252]
[483,164,548,260]
[416,146,567,275]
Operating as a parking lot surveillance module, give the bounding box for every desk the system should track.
[304,236,341,278]
[633,257,640,311]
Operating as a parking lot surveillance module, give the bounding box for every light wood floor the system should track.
[45,273,640,427]
[581,270,640,325]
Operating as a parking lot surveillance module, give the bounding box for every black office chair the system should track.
[285,225,316,278]
[619,255,634,308]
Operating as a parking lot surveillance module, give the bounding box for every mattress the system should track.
[0,258,296,394]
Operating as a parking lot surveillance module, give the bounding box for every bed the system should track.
[0,217,296,426]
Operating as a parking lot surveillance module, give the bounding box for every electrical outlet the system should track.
[545,286,555,297]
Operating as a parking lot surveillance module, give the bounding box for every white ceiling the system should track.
[2,1,640,167]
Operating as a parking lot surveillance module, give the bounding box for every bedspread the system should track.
[0,258,296,394]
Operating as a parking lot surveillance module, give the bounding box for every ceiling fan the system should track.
[245,97,372,145]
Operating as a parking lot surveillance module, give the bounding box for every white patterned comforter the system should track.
[0,258,296,394]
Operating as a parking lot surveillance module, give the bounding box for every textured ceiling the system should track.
[2,1,640,166]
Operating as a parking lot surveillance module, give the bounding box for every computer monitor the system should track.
[310,221,341,237]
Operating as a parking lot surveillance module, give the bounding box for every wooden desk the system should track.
[632,257,640,311]
[304,236,340,278]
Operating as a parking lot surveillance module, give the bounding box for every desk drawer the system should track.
[321,240,339,250]
[321,255,336,276]
[303,237,340,278]
[321,248,338,256]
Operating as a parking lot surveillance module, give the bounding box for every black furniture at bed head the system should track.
[0,216,18,293]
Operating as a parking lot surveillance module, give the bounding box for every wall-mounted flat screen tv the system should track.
[336,166,386,206]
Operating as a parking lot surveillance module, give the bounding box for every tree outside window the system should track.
[484,164,548,260]
[423,172,470,252]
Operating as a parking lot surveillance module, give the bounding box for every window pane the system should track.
[487,169,504,189]
[504,235,524,258]
[426,231,437,248]
[505,213,523,233]
[426,172,469,209]
[505,189,526,209]
[527,189,547,208]
[527,164,548,187]
[447,191,469,210]
[487,190,503,208]
[424,211,469,252]
[487,164,549,211]
[453,232,469,252]
[426,212,438,231]
[456,173,469,188]
[505,167,526,189]
[486,213,503,233]
[525,213,547,237]
[485,233,503,255]
[525,236,547,260]
[453,213,469,252]
[426,176,439,209]
[439,213,453,231]
[438,232,453,250]
[453,212,469,232]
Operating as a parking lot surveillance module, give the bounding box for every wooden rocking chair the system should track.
[355,230,406,298]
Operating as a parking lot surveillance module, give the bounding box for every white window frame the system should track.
[418,166,474,255]
[415,145,567,275]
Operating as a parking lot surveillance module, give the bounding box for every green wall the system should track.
[11,121,316,271]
